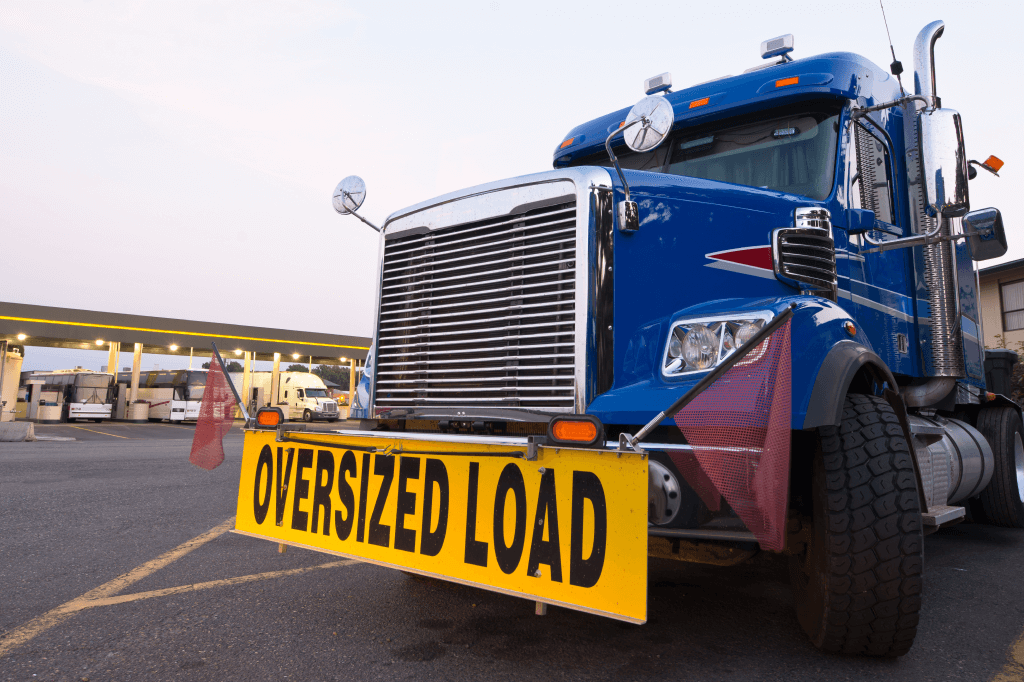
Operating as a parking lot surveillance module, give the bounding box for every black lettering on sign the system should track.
[464,462,488,567]
[527,468,562,582]
[275,447,295,527]
[253,445,273,524]
[368,453,394,547]
[335,450,357,541]
[291,449,314,532]
[311,450,335,536]
[394,457,420,553]
[493,463,527,575]
[569,471,607,588]
[420,458,449,557]
[357,452,371,542]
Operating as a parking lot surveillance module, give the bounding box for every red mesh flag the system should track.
[189,355,237,471]
[668,320,791,551]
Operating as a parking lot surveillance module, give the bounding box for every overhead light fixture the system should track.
[235,349,242,355]
[17,334,26,341]
[292,353,300,360]
[169,344,179,351]
[96,339,104,345]
[340,356,347,362]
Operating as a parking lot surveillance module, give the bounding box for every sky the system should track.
[2,0,1021,371]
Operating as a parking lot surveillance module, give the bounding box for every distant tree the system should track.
[313,364,350,387]
[285,364,309,373]
[201,360,243,372]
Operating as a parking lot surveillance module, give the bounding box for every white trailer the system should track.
[235,371,339,422]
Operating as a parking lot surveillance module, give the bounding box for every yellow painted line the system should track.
[85,560,356,608]
[64,425,133,439]
[992,633,1024,681]
[0,315,369,351]
[0,516,235,658]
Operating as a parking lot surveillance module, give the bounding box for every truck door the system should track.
[835,111,917,378]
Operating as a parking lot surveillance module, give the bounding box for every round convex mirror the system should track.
[333,176,367,215]
[623,96,674,153]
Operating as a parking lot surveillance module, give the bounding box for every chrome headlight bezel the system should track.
[661,310,776,379]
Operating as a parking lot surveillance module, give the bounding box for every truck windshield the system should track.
[570,106,841,200]
[305,389,329,398]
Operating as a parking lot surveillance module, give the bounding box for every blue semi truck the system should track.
[241,19,1017,657]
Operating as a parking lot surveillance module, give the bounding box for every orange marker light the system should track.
[984,155,1005,172]
[560,137,575,149]
[775,76,800,87]
[551,419,598,443]
[618,121,625,128]
[256,409,281,427]
[689,97,710,109]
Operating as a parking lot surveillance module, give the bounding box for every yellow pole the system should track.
[271,352,281,408]
[348,358,356,407]
[130,343,142,405]
[106,342,119,376]
[240,351,252,418]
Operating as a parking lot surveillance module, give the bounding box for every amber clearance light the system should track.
[547,416,603,447]
[256,407,282,428]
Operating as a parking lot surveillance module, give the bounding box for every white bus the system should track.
[116,369,208,422]
[29,369,115,422]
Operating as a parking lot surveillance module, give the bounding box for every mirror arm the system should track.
[341,191,381,232]
[852,94,931,120]
[861,222,963,254]
[604,118,643,203]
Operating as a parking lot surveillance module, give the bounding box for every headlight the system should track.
[661,311,773,378]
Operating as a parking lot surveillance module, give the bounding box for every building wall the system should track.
[980,264,1024,350]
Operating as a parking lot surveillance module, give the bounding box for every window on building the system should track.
[1001,280,1024,331]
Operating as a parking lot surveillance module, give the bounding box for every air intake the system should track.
[772,207,836,299]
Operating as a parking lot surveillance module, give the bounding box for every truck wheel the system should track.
[303,410,313,423]
[791,394,923,657]
[973,406,1024,527]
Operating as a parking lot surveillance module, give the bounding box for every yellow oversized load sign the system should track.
[234,430,648,623]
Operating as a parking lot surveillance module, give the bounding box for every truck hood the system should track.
[608,169,825,387]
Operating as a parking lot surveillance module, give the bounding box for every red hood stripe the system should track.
[706,246,773,271]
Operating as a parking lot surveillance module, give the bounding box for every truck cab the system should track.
[241,19,1018,658]
[277,372,339,422]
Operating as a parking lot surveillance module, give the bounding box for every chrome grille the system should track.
[374,199,578,411]
[773,226,837,299]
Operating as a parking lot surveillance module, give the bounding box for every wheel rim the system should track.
[1014,431,1024,504]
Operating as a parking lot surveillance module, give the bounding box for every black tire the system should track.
[974,406,1024,527]
[791,394,923,657]
[303,410,313,423]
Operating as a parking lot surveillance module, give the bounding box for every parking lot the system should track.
[3,425,1024,681]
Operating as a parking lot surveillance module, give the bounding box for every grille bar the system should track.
[375,197,578,411]
[385,206,575,253]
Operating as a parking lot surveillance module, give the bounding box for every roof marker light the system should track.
[560,137,575,149]
[689,97,710,109]
[775,76,799,88]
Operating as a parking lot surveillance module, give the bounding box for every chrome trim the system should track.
[793,206,831,229]
[772,222,837,299]
[660,310,775,379]
[371,168,614,420]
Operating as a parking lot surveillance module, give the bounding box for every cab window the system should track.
[849,120,895,225]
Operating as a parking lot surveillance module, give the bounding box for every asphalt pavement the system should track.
[2,424,1024,681]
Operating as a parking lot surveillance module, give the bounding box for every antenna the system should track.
[878,0,906,96]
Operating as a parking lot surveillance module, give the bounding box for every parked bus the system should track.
[29,369,115,422]
[116,369,207,422]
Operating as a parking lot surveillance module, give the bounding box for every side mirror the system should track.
[963,208,1008,261]
[918,108,970,218]
[607,95,674,233]
[332,175,381,232]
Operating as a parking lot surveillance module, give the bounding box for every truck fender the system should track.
[802,340,897,430]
